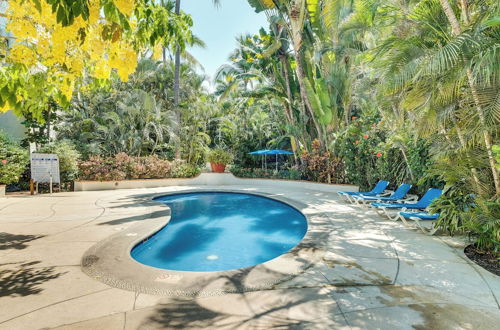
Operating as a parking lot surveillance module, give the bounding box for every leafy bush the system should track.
[231,166,302,181]
[78,156,127,181]
[463,199,500,254]
[171,162,200,178]
[428,184,476,235]
[334,118,385,189]
[78,153,173,181]
[301,140,346,184]
[207,148,233,165]
[0,131,29,185]
[334,117,435,194]
[39,140,80,187]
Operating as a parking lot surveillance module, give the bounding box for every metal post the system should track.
[49,174,53,195]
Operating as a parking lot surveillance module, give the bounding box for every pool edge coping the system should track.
[81,188,329,297]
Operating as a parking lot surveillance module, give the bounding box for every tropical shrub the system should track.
[39,140,80,188]
[334,119,386,190]
[231,166,302,181]
[78,156,127,182]
[428,184,476,235]
[463,199,500,255]
[0,131,29,185]
[78,153,173,181]
[207,148,233,165]
[57,59,184,158]
[301,140,346,184]
[171,162,200,178]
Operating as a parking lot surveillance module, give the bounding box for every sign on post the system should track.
[30,153,60,194]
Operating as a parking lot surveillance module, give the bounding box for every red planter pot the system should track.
[210,163,226,173]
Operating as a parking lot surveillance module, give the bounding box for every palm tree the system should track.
[437,0,500,195]
[173,0,221,107]
[171,0,220,158]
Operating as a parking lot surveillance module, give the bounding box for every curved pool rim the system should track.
[131,191,309,272]
[81,188,326,296]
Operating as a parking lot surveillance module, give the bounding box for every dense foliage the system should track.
[0,0,194,120]
[2,0,498,254]
[0,131,29,185]
[78,153,173,181]
[225,0,499,252]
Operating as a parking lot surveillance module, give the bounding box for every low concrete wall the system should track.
[74,173,358,193]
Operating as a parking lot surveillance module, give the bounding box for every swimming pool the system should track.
[131,192,308,272]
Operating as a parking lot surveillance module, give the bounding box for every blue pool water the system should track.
[131,192,308,272]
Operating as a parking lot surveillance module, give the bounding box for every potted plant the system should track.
[207,148,233,173]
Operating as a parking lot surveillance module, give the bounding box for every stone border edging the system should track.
[75,173,359,193]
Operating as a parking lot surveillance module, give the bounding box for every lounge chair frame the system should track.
[398,212,440,235]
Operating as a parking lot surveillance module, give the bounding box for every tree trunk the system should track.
[453,123,481,188]
[459,0,470,25]
[280,55,295,125]
[173,0,182,159]
[46,105,51,144]
[439,0,500,195]
[400,147,415,183]
[174,0,181,108]
[293,48,324,146]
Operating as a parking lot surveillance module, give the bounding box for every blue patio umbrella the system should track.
[249,149,294,171]
[249,150,271,155]
[249,150,270,169]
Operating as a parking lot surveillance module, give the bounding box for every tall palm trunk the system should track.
[174,0,181,108]
[287,0,324,148]
[280,55,294,125]
[439,0,500,195]
[280,54,302,165]
[173,0,182,159]
[454,123,482,188]
[294,52,323,146]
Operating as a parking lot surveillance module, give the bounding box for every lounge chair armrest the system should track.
[404,195,419,202]
[379,190,393,197]
[399,200,418,205]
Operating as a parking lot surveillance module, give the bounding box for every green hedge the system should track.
[0,131,29,185]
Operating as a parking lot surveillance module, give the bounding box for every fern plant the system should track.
[463,199,500,255]
[428,183,476,235]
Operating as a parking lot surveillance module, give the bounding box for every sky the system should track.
[181,0,268,86]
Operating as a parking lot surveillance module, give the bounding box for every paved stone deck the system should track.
[0,185,499,329]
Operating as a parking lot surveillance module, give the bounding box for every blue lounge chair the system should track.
[372,188,443,220]
[353,183,413,207]
[337,180,390,203]
[398,211,440,235]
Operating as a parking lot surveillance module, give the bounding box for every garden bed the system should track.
[75,173,359,193]
[464,245,500,276]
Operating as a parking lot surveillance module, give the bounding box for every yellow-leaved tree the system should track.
[0,0,194,121]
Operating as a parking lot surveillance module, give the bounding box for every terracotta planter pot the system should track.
[0,185,5,196]
[210,163,226,173]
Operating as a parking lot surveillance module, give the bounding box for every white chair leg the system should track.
[399,214,414,227]
[387,209,400,221]
[427,223,439,236]
[375,207,385,216]
[415,220,439,235]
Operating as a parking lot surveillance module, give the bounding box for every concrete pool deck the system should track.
[0,183,499,329]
